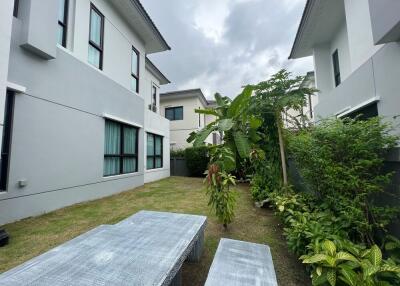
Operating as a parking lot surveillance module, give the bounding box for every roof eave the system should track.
[130,0,171,53]
[289,0,314,60]
[145,58,171,85]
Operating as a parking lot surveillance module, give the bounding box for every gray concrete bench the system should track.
[0,211,206,286]
[205,238,278,286]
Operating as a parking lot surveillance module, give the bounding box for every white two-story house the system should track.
[0,0,171,225]
[289,0,400,131]
[160,89,221,150]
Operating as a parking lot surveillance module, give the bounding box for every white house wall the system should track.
[313,44,333,97]
[143,69,170,183]
[0,0,14,152]
[0,1,170,225]
[330,22,352,82]
[344,0,382,71]
[72,0,146,95]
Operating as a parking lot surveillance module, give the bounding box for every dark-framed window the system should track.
[149,84,157,111]
[332,50,341,87]
[165,106,183,121]
[104,119,138,176]
[147,133,163,169]
[131,47,139,93]
[0,91,15,190]
[88,4,104,70]
[13,0,19,17]
[345,103,378,121]
[57,0,69,47]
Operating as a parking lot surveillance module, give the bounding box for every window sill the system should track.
[102,172,143,181]
[145,168,165,173]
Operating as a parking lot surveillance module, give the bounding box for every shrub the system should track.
[170,149,185,157]
[266,188,400,285]
[288,117,399,244]
[184,146,210,177]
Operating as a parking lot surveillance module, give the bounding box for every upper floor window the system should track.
[131,47,139,93]
[165,106,183,121]
[88,4,104,70]
[149,85,157,112]
[57,0,69,47]
[104,120,138,176]
[332,50,341,87]
[13,0,19,17]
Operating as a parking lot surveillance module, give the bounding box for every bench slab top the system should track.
[0,211,206,286]
[205,238,278,286]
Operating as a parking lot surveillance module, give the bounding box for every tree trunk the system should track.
[277,114,288,186]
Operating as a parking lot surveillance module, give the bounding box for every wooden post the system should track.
[277,115,288,186]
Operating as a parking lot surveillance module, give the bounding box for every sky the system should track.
[142,0,313,100]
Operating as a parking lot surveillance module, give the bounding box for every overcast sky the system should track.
[142,0,313,99]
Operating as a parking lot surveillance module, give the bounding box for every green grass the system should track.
[0,177,310,285]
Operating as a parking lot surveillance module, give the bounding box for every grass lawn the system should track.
[0,176,309,285]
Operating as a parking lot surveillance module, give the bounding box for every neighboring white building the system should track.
[289,0,400,130]
[0,0,171,225]
[160,89,221,150]
[283,71,317,128]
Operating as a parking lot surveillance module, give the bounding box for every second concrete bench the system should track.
[205,238,278,286]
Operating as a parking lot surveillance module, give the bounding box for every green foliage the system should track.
[249,70,315,200]
[184,146,210,177]
[204,146,237,228]
[288,117,399,244]
[300,240,400,286]
[187,86,260,165]
[187,85,263,227]
[266,188,400,285]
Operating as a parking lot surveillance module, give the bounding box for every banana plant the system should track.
[187,86,262,163]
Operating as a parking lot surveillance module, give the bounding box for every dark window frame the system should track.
[131,46,140,93]
[89,3,104,70]
[165,106,183,121]
[152,85,157,106]
[332,49,341,87]
[104,119,139,176]
[58,0,69,48]
[147,133,163,170]
[13,0,19,17]
[0,91,15,191]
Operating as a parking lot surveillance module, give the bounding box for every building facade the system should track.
[160,89,221,150]
[0,0,171,225]
[289,0,400,131]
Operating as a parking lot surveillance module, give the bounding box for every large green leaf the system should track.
[339,265,358,286]
[187,131,197,143]
[336,252,358,263]
[249,117,262,129]
[302,254,329,264]
[227,85,252,118]
[326,269,337,286]
[192,124,217,147]
[218,119,234,132]
[214,93,225,107]
[195,108,219,116]
[368,245,382,267]
[379,264,400,273]
[323,240,337,257]
[233,130,251,158]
